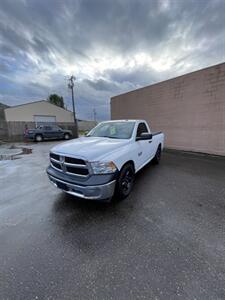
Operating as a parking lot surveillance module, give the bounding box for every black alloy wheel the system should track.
[116,163,135,200]
[153,145,161,164]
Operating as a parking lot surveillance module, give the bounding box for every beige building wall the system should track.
[111,63,225,156]
[4,100,74,123]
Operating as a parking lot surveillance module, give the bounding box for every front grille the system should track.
[65,157,86,165]
[50,153,60,161]
[50,152,89,177]
[66,166,89,175]
[51,161,62,170]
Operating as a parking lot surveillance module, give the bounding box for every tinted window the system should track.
[44,126,52,131]
[136,123,148,137]
[52,126,61,130]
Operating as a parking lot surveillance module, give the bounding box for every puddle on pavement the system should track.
[0,145,33,160]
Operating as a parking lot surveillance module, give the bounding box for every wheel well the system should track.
[35,133,43,137]
[120,160,135,172]
[155,143,162,155]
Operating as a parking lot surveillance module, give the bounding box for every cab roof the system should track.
[101,119,145,123]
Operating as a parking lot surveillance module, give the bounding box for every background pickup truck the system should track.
[46,120,164,201]
[25,125,72,142]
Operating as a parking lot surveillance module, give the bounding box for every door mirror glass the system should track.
[136,132,152,141]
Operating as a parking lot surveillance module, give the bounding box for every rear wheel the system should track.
[115,163,135,200]
[64,133,70,140]
[152,145,161,164]
[35,134,43,142]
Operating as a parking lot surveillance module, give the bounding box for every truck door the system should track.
[52,125,64,139]
[43,126,56,139]
[135,122,153,168]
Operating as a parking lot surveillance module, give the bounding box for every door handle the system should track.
[148,140,152,143]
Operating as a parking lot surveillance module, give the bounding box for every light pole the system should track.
[68,75,78,137]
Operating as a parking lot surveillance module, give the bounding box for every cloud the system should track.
[0,0,224,120]
[83,79,120,92]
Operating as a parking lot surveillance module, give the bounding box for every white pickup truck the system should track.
[46,120,164,201]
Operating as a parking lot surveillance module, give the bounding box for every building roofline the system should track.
[0,102,10,108]
[4,99,73,113]
[111,61,225,100]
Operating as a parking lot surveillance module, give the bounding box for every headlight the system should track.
[90,161,117,174]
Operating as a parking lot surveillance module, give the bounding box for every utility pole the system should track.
[68,75,78,137]
[93,107,97,124]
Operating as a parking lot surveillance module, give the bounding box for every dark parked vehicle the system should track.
[24,125,72,142]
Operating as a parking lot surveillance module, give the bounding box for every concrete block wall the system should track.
[111,63,225,156]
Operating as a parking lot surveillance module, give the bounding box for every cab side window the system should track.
[44,126,52,131]
[136,123,148,138]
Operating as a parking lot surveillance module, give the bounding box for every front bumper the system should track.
[48,174,116,200]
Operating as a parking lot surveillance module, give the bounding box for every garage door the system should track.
[34,115,56,125]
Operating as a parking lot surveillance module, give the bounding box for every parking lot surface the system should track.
[1,141,225,300]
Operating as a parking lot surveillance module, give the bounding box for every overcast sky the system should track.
[0,0,224,120]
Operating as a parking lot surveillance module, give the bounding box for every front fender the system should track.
[103,144,138,172]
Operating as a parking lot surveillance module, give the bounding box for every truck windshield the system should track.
[87,122,135,139]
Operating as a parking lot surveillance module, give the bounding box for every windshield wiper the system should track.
[87,135,121,139]
[102,136,120,139]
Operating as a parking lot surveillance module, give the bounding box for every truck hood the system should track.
[51,136,129,161]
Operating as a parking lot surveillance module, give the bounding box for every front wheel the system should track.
[115,163,135,200]
[35,134,43,142]
[64,133,70,140]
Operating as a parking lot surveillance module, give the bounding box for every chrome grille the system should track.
[50,153,89,177]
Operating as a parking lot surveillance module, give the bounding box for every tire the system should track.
[115,163,135,200]
[152,145,161,164]
[35,134,43,142]
[64,133,70,140]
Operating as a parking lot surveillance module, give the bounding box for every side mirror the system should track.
[136,132,152,141]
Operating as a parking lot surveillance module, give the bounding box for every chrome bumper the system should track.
[48,174,116,200]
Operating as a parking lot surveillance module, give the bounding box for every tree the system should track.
[47,94,65,108]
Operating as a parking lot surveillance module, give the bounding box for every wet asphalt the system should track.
[1,141,225,300]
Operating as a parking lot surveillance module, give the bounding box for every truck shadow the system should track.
[54,193,115,214]
[50,160,160,253]
[52,160,158,219]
